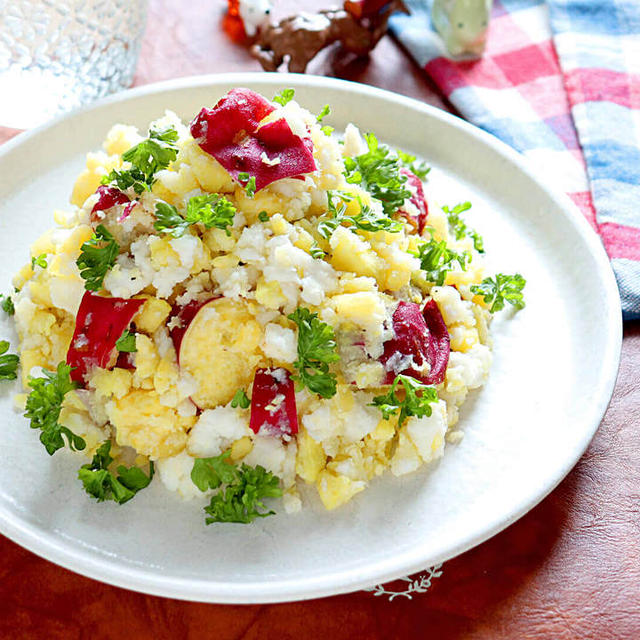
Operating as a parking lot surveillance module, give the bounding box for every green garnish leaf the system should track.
[321,125,335,137]
[343,133,411,216]
[396,149,431,180]
[101,168,148,195]
[310,244,325,260]
[412,237,470,286]
[191,450,238,492]
[31,254,48,270]
[318,191,403,239]
[371,374,439,428]
[185,193,236,233]
[0,340,19,381]
[258,210,269,223]
[192,451,282,524]
[238,173,257,198]
[0,294,15,316]
[443,202,484,253]
[231,389,251,409]
[78,440,154,504]
[288,307,340,399]
[155,194,236,238]
[115,330,137,353]
[154,201,190,237]
[192,451,283,524]
[471,273,526,313]
[76,224,119,291]
[102,125,179,194]
[24,362,85,455]
[317,104,330,123]
[273,88,295,106]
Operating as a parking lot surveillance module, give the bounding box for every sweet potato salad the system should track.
[2,88,525,523]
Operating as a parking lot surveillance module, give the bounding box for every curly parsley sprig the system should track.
[288,307,340,399]
[396,149,431,180]
[412,237,471,286]
[0,340,19,381]
[154,193,236,238]
[24,362,85,455]
[76,224,119,291]
[78,440,154,505]
[318,191,403,239]
[443,202,484,253]
[101,125,179,195]
[371,374,439,428]
[343,133,411,216]
[471,273,526,313]
[191,451,283,524]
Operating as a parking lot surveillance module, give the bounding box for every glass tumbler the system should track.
[0,0,148,129]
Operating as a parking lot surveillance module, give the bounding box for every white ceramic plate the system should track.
[0,74,621,603]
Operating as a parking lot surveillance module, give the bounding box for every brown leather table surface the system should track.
[1,1,639,638]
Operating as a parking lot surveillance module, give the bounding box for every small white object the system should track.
[238,0,272,38]
[432,0,493,57]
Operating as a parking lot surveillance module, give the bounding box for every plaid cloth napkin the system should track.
[390,0,640,319]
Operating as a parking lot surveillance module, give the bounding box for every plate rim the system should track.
[0,72,623,603]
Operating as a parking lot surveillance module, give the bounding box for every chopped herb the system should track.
[317,104,331,122]
[321,125,335,137]
[0,340,19,381]
[191,451,238,491]
[412,237,470,286]
[273,88,295,106]
[396,149,431,180]
[191,451,283,524]
[31,254,48,270]
[100,168,148,195]
[343,133,411,216]
[318,191,403,239]
[238,173,257,198]
[0,294,14,316]
[310,244,325,259]
[115,330,137,353]
[231,389,250,409]
[24,362,85,455]
[78,440,154,504]
[154,202,189,237]
[258,211,270,223]
[76,224,119,291]
[185,193,236,232]
[471,273,526,313]
[154,194,236,238]
[371,374,439,428]
[101,125,179,194]
[443,202,484,253]
[288,307,340,399]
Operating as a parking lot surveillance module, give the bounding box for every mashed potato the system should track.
[10,88,504,519]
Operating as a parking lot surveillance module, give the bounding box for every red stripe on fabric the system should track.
[565,68,639,109]
[492,40,560,86]
[425,57,513,93]
[599,221,640,260]
[568,191,598,230]
[516,75,571,120]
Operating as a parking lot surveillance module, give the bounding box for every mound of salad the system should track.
[0,88,525,524]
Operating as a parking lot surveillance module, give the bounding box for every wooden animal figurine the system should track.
[224,0,273,43]
[250,0,409,73]
[431,0,492,57]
